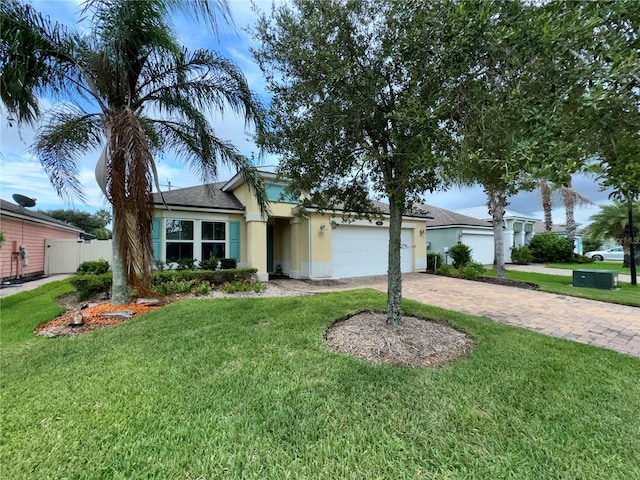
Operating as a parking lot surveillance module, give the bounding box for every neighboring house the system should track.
[152,169,430,281]
[455,207,539,263]
[420,204,495,265]
[0,199,84,281]
[533,222,584,255]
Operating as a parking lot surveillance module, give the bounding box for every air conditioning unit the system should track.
[573,270,619,290]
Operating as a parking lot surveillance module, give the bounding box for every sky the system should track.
[0,0,613,227]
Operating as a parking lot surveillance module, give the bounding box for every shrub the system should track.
[153,278,196,295]
[220,258,237,269]
[436,265,451,276]
[219,278,265,294]
[458,261,486,280]
[192,281,212,296]
[70,273,112,300]
[172,257,196,271]
[449,243,473,269]
[529,233,574,263]
[199,255,219,271]
[426,253,444,272]
[153,268,257,287]
[574,254,595,264]
[154,259,167,271]
[76,258,110,275]
[510,245,533,265]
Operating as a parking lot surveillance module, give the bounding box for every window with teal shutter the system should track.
[152,217,162,261]
[229,221,240,261]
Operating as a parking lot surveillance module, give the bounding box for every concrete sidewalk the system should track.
[0,275,73,299]
[273,273,640,358]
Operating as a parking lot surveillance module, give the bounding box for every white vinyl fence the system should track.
[45,239,113,274]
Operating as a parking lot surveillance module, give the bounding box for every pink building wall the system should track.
[0,216,78,280]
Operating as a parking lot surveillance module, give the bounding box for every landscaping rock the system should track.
[102,310,135,318]
[136,298,162,306]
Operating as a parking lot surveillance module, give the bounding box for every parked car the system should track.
[584,246,624,261]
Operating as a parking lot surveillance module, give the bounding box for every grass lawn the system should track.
[1,283,639,479]
[493,269,640,307]
[546,261,631,275]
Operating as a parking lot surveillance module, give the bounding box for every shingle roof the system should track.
[0,199,84,232]
[152,182,244,211]
[416,203,493,228]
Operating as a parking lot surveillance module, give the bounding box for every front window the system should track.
[166,220,194,262]
[202,221,225,260]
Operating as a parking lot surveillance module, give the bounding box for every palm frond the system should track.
[32,104,103,201]
[0,0,85,124]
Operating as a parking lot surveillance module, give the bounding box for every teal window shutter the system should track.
[152,217,162,261]
[229,221,240,261]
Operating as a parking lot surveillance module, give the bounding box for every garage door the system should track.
[331,226,413,278]
[459,232,494,265]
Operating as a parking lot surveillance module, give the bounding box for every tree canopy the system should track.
[45,209,112,239]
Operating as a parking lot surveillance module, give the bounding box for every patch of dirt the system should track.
[325,311,474,368]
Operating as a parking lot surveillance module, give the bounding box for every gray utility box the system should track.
[572,269,619,289]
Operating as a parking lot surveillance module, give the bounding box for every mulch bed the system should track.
[34,301,162,338]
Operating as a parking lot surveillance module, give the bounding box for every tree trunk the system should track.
[540,181,553,232]
[562,179,576,248]
[96,144,129,304]
[386,194,404,327]
[488,189,507,279]
[110,210,130,305]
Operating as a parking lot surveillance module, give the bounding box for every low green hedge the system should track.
[153,268,256,285]
[70,268,258,300]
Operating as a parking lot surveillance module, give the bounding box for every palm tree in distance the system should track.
[1,0,269,303]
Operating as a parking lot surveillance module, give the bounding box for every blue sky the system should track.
[0,0,612,226]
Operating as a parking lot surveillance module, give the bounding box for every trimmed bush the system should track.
[153,268,257,286]
[449,243,472,269]
[458,261,486,280]
[574,254,595,264]
[199,255,219,271]
[220,258,237,269]
[173,258,196,271]
[70,273,113,301]
[76,258,110,275]
[529,233,574,263]
[426,253,444,272]
[510,245,533,265]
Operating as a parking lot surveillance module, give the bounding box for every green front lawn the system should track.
[546,261,631,275]
[492,269,640,307]
[1,284,639,479]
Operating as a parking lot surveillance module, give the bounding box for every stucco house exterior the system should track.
[0,199,84,281]
[454,206,539,263]
[152,169,430,281]
[420,204,495,265]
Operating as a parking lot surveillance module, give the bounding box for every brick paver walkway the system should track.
[275,273,640,357]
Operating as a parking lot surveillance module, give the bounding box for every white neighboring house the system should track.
[455,207,539,263]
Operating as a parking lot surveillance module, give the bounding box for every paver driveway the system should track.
[277,273,640,357]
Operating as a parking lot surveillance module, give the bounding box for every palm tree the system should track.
[1,0,269,303]
[587,201,640,268]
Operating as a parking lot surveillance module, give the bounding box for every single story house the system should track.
[455,206,539,263]
[0,198,84,281]
[420,204,495,265]
[152,169,430,281]
[533,223,584,255]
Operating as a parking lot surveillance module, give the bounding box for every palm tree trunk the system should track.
[96,145,129,304]
[562,179,576,247]
[488,189,507,279]
[540,181,553,232]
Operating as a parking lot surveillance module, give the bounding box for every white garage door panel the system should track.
[461,234,494,265]
[331,227,413,278]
